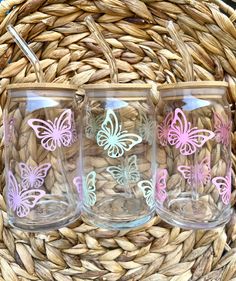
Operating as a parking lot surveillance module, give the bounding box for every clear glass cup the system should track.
[156,81,232,229]
[4,83,81,231]
[81,84,156,229]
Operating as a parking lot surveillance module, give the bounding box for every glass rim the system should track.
[158,81,228,91]
[83,83,152,90]
[7,83,78,91]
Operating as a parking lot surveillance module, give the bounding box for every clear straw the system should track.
[85,16,118,83]
[7,25,45,83]
[166,21,194,82]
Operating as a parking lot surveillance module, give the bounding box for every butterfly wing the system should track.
[111,132,142,158]
[127,155,140,183]
[73,176,83,198]
[97,109,118,149]
[156,169,168,202]
[55,109,72,147]
[85,111,103,139]
[7,171,21,212]
[97,109,142,158]
[184,127,215,155]
[157,112,173,146]
[138,180,154,208]
[139,112,155,145]
[33,163,51,188]
[212,175,231,205]
[84,171,96,206]
[28,118,57,151]
[168,109,189,148]
[213,112,231,145]
[177,165,192,184]
[17,189,45,217]
[19,163,32,190]
[198,157,211,185]
[106,166,124,185]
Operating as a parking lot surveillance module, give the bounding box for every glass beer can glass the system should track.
[156,81,231,229]
[81,84,156,229]
[4,83,81,231]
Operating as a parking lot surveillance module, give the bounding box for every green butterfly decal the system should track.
[84,171,97,207]
[138,111,155,145]
[106,155,140,185]
[138,179,154,208]
[96,109,142,158]
[85,109,103,140]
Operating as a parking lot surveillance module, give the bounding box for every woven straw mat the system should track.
[0,0,236,280]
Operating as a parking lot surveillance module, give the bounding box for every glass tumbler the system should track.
[4,83,81,231]
[156,81,231,229]
[81,84,156,229]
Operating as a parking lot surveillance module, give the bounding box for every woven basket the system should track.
[0,0,236,280]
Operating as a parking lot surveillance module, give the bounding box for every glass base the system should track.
[9,196,81,232]
[82,195,154,230]
[156,193,231,229]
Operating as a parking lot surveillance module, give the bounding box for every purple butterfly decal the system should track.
[178,157,211,186]
[212,172,231,205]
[157,112,173,146]
[156,169,168,203]
[7,171,45,218]
[73,176,83,199]
[19,162,51,189]
[27,109,73,151]
[168,108,215,155]
[213,112,231,146]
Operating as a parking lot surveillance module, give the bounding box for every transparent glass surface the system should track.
[4,85,81,231]
[82,85,156,229]
[156,84,232,229]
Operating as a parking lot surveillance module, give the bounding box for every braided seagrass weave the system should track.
[0,0,236,280]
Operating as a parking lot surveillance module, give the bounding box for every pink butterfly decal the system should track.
[212,172,231,205]
[213,112,231,146]
[27,109,73,151]
[19,162,51,190]
[156,169,168,203]
[73,176,83,199]
[3,116,15,145]
[168,108,215,155]
[178,157,211,186]
[7,171,45,218]
[70,112,78,144]
[157,112,173,146]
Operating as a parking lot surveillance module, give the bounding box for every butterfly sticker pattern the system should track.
[85,110,104,140]
[138,112,155,145]
[70,113,78,144]
[96,109,142,158]
[19,162,51,189]
[106,155,140,186]
[178,157,211,186]
[212,172,231,205]
[3,116,15,146]
[213,112,232,146]
[157,112,173,146]
[28,109,73,152]
[138,179,155,208]
[73,176,83,200]
[168,108,215,156]
[156,169,168,203]
[84,171,97,207]
[7,171,45,218]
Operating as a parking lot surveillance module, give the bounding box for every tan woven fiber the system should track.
[0,0,236,280]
